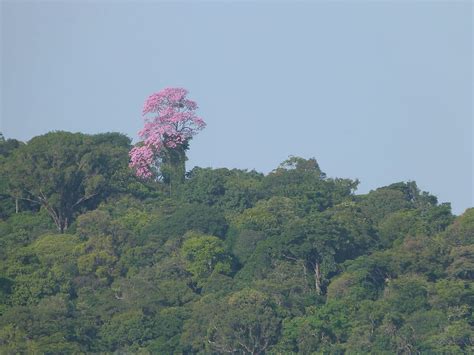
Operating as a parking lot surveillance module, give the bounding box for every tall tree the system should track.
[5,132,131,232]
[207,289,281,354]
[129,88,206,190]
[0,133,24,216]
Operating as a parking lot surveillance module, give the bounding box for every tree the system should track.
[182,167,263,212]
[0,133,24,216]
[269,205,375,298]
[99,310,155,351]
[207,289,281,354]
[129,88,206,188]
[0,133,22,157]
[262,156,358,213]
[180,233,232,286]
[5,132,131,232]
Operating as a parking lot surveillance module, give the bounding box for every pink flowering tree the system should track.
[129,88,206,186]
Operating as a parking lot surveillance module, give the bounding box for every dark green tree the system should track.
[207,289,281,354]
[5,132,131,232]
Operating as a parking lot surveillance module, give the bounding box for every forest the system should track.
[0,89,472,354]
[0,129,473,354]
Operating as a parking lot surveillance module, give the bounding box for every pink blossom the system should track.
[130,87,206,178]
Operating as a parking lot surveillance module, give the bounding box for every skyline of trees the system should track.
[0,130,472,353]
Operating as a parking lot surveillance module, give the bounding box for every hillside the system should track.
[0,132,472,353]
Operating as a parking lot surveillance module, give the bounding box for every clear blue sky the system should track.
[1,1,472,214]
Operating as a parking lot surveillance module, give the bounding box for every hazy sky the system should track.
[1,1,472,214]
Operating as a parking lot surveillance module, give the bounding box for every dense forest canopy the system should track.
[0,130,472,353]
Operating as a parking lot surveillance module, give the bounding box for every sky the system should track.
[1,0,472,215]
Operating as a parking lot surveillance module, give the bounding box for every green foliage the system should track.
[359,185,413,223]
[0,135,471,353]
[145,201,228,239]
[32,234,81,266]
[0,210,54,257]
[0,133,22,158]
[447,245,474,280]
[277,301,352,353]
[0,134,25,219]
[183,167,263,212]
[146,307,188,353]
[444,208,474,246]
[160,144,188,189]
[77,235,119,281]
[231,196,299,236]
[4,132,133,232]
[207,288,281,354]
[99,310,155,350]
[377,209,421,247]
[383,275,429,314]
[262,156,357,213]
[180,232,233,284]
[228,228,266,265]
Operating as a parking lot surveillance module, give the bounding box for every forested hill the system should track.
[0,131,473,353]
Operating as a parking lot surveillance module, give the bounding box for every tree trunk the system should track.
[313,262,321,295]
[161,145,187,195]
[302,261,309,293]
[44,207,66,233]
[62,217,68,233]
